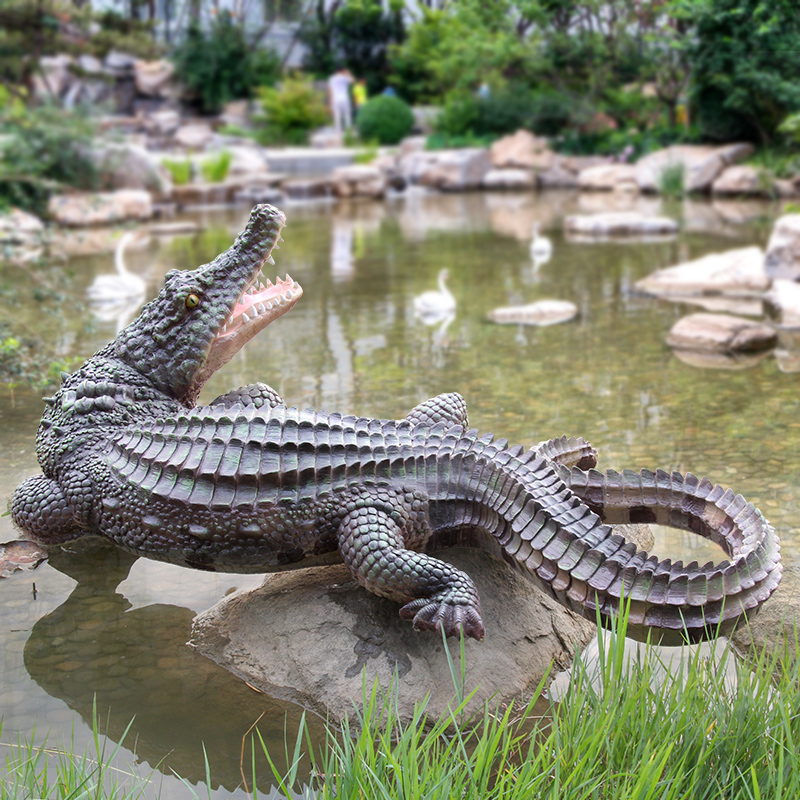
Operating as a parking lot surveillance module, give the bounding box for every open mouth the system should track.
[217,274,303,340]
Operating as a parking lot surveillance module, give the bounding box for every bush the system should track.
[162,157,193,186]
[199,150,232,183]
[0,104,99,215]
[356,94,414,145]
[435,85,576,141]
[253,77,329,145]
[172,11,280,115]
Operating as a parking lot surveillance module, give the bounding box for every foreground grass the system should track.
[3,615,800,800]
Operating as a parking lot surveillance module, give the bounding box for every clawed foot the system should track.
[399,597,485,640]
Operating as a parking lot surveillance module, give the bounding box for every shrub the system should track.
[253,77,329,146]
[356,94,414,145]
[172,11,280,115]
[656,161,686,198]
[0,104,99,215]
[199,150,233,183]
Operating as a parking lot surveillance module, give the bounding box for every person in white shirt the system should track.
[328,67,354,132]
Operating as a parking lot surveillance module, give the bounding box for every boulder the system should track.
[173,123,214,151]
[764,279,800,328]
[539,155,607,189]
[635,143,754,194]
[711,165,770,196]
[765,214,800,281]
[416,148,492,191]
[32,54,74,100]
[490,130,553,171]
[577,164,639,193]
[670,348,770,370]
[191,549,595,725]
[330,164,387,199]
[635,246,769,297]
[47,190,153,227]
[0,208,45,245]
[482,168,537,190]
[564,212,678,237]
[774,330,800,373]
[87,141,172,198]
[666,313,778,354]
[143,109,181,137]
[224,145,270,177]
[134,59,175,97]
[487,299,578,326]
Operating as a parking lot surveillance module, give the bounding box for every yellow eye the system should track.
[186,293,200,309]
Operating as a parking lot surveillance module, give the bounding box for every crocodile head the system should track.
[114,204,301,407]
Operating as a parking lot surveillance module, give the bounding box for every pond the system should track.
[1,190,798,798]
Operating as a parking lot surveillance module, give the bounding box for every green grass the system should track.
[198,150,233,184]
[161,157,193,186]
[3,611,800,799]
[657,161,686,198]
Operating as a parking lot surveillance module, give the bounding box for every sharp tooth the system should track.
[285,274,291,282]
[278,236,284,242]
[242,312,251,323]
[285,290,294,300]
[257,302,266,314]
[266,300,273,310]
[266,279,273,288]
[258,282,266,292]
[267,255,275,265]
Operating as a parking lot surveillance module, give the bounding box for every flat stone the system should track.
[764,279,800,328]
[490,130,554,171]
[712,165,770,196]
[134,59,175,98]
[578,163,639,192]
[482,168,536,190]
[87,140,172,199]
[0,208,45,244]
[190,549,595,725]
[667,313,777,354]
[564,212,678,237]
[47,190,153,227]
[282,177,333,200]
[330,164,387,198]
[173,122,214,151]
[487,299,577,326]
[635,246,768,297]
[765,214,800,281]
[636,143,754,194]
[671,349,771,370]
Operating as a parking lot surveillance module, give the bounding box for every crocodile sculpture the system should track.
[11,204,782,645]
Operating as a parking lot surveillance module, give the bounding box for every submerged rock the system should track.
[667,313,777,354]
[487,299,578,326]
[764,279,800,328]
[191,549,595,725]
[564,212,678,237]
[635,247,768,297]
[0,539,48,578]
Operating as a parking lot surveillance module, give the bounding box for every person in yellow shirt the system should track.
[352,78,368,118]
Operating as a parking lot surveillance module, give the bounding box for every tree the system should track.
[678,0,800,142]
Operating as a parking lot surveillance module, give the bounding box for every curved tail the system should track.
[460,436,781,645]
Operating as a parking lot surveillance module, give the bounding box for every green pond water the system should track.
[0,190,798,798]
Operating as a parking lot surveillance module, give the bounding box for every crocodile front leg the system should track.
[336,493,484,640]
[209,382,284,410]
[11,474,86,543]
[405,392,468,428]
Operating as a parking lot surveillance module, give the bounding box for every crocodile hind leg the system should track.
[405,392,469,428]
[11,474,86,543]
[336,499,485,640]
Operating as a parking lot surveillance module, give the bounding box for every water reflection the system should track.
[23,539,321,792]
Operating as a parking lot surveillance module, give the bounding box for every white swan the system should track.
[413,268,456,321]
[87,231,147,303]
[530,222,553,260]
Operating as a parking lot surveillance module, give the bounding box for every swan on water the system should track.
[413,268,456,320]
[87,231,147,303]
[530,222,553,259]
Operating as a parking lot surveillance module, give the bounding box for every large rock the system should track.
[577,164,639,193]
[765,214,800,281]
[47,190,153,227]
[416,148,492,191]
[490,130,553,171]
[482,168,537,190]
[635,246,769,297]
[330,164,387,198]
[764,279,800,328]
[667,313,778,354]
[711,165,770,196]
[487,299,578,326]
[635,143,754,194]
[564,211,678,237]
[173,123,214,151]
[134,59,175,97]
[0,208,45,245]
[191,549,595,725]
